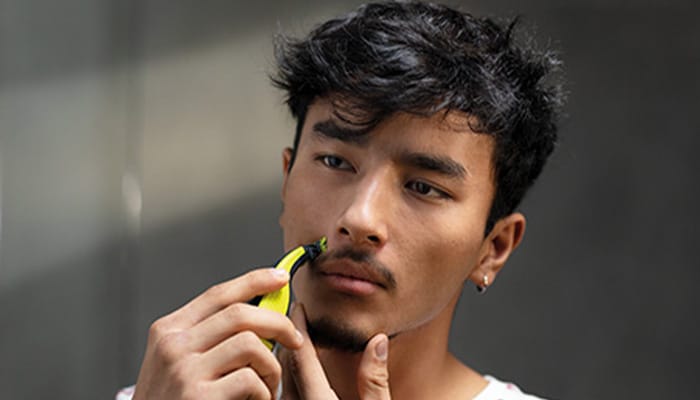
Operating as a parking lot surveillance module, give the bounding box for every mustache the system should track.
[309,246,397,290]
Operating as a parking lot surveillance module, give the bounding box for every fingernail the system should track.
[295,329,304,344]
[272,268,289,280]
[375,336,388,361]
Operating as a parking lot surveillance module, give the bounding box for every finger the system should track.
[287,303,335,398]
[169,268,290,329]
[357,334,391,400]
[211,366,272,400]
[188,302,303,352]
[199,330,282,396]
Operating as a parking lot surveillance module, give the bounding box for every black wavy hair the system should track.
[272,1,564,234]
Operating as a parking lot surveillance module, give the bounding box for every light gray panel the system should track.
[0,0,133,397]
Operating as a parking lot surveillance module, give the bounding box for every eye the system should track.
[405,180,450,199]
[317,155,353,171]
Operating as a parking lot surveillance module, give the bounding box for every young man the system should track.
[121,2,562,399]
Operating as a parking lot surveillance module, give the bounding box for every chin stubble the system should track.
[306,316,371,353]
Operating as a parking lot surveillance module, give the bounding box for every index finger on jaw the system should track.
[286,303,330,395]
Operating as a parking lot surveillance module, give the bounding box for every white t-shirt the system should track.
[475,375,547,400]
[116,375,546,400]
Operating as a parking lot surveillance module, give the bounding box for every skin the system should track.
[131,98,525,400]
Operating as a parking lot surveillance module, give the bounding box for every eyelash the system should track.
[316,154,452,200]
[317,154,353,171]
[405,181,451,199]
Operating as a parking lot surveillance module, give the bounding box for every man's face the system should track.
[280,99,496,350]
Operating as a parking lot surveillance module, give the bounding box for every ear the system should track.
[279,147,294,229]
[281,147,293,199]
[469,212,526,289]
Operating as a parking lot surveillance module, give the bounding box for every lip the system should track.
[316,259,386,296]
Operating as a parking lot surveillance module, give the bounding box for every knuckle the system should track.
[228,301,246,315]
[223,302,247,325]
[204,282,226,302]
[155,331,190,363]
[237,366,260,388]
[243,370,272,400]
[181,380,208,400]
[247,268,274,288]
[237,329,260,348]
[364,369,390,391]
[148,318,169,339]
[269,359,282,382]
[242,270,263,290]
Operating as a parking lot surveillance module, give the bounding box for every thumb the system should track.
[357,334,391,400]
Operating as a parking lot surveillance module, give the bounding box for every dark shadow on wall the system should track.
[450,4,700,398]
[0,185,285,399]
[0,242,124,398]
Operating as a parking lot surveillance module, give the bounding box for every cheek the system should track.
[416,242,473,294]
[396,217,483,313]
[410,209,483,267]
[280,168,336,248]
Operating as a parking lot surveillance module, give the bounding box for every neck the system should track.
[316,294,487,399]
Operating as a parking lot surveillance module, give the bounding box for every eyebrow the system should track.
[313,119,468,180]
[399,152,468,181]
[312,120,372,146]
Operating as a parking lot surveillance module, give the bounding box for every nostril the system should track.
[367,235,380,243]
[338,227,382,245]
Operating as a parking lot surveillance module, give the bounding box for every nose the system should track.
[335,174,389,248]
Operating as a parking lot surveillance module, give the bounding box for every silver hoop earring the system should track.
[476,275,489,293]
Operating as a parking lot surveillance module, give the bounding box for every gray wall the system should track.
[1,0,698,398]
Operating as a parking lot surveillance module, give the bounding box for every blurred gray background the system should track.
[1,0,698,398]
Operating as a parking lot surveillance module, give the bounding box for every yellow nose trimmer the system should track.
[249,237,327,350]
